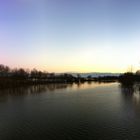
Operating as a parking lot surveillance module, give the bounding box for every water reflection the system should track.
[0,82,116,96]
[1,82,140,139]
[0,84,74,96]
[120,83,140,104]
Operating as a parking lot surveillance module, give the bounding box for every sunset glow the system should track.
[1,0,140,72]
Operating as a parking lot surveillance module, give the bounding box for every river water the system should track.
[0,82,140,140]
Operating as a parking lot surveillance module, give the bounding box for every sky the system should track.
[0,0,140,73]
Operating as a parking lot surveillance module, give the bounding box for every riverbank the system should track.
[3,64,140,88]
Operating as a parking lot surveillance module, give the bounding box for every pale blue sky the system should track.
[0,0,140,72]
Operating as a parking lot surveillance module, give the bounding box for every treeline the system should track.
[93,72,140,84]
[93,76,119,82]
[0,64,88,88]
[0,64,77,80]
[3,64,137,88]
[119,72,140,85]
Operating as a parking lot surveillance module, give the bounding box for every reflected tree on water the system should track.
[120,83,140,105]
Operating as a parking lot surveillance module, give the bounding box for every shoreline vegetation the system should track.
[0,64,139,88]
